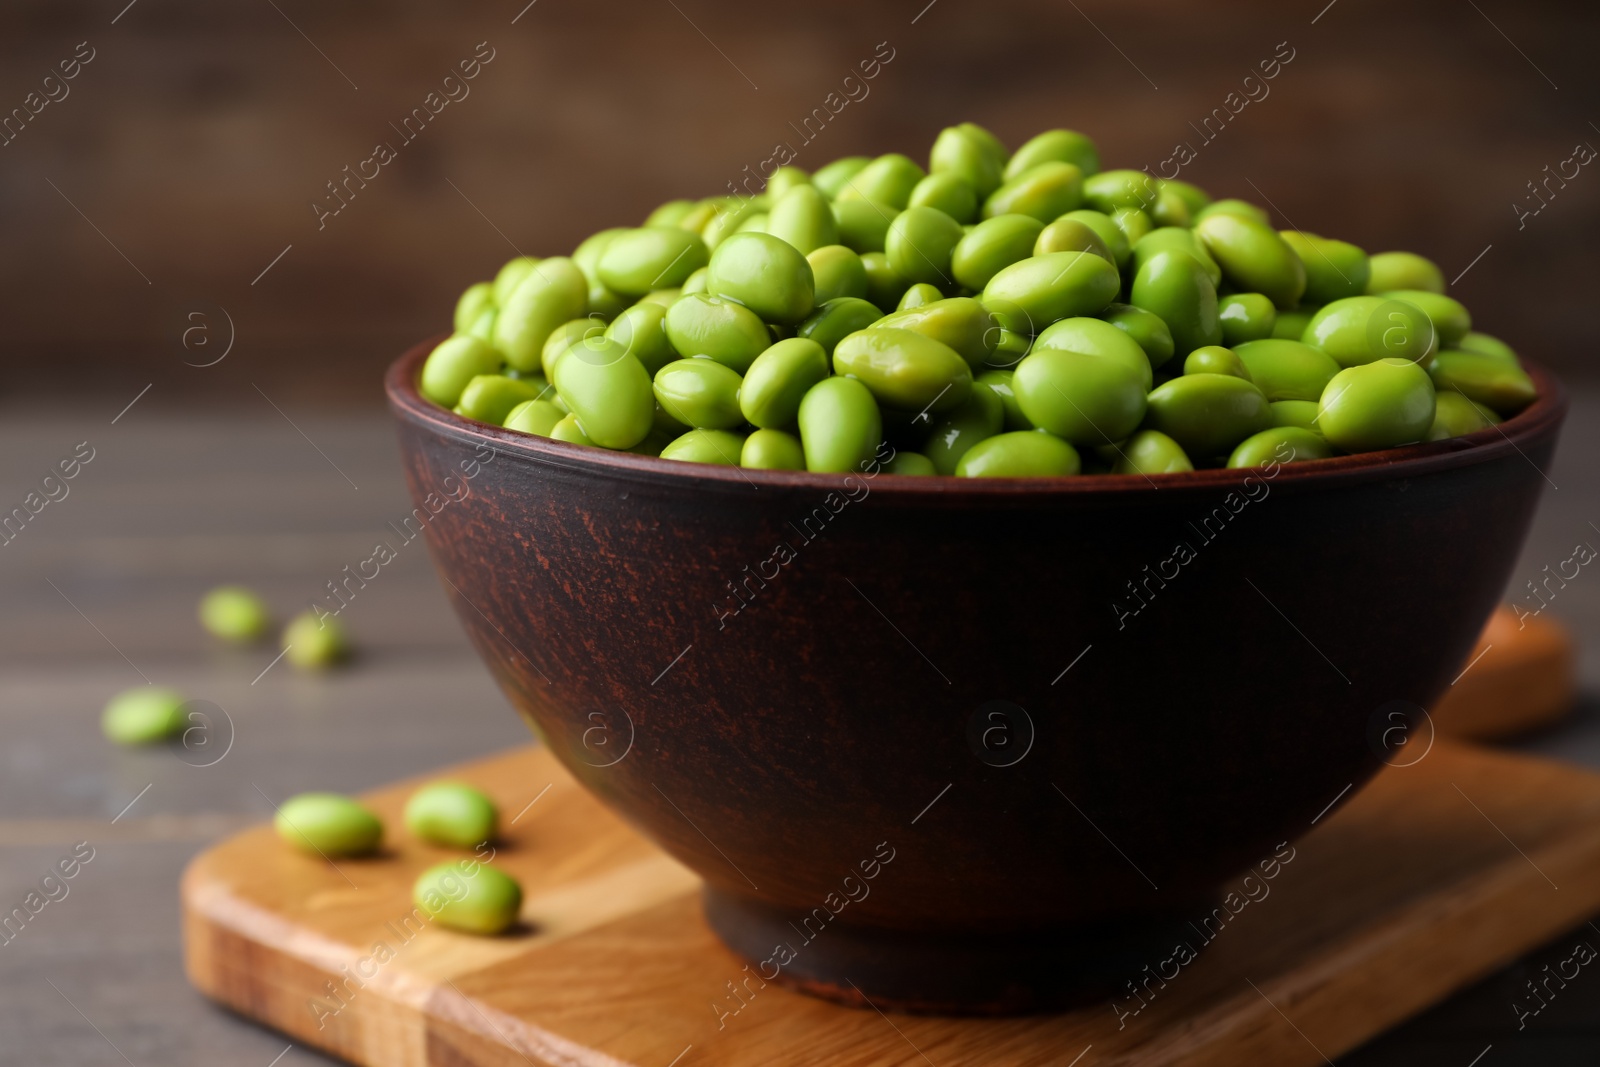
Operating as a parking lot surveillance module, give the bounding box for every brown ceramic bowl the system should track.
[387,340,1564,1013]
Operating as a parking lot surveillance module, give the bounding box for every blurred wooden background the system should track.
[2,0,1596,406]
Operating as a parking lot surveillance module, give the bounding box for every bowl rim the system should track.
[387,335,1567,496]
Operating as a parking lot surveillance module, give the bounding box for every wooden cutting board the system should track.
[184,731,1600,1067]
[1432,606,1575,741]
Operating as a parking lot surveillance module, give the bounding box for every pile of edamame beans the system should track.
[421,123,1537,477]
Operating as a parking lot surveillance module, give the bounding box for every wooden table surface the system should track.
[2,393,1598,1067]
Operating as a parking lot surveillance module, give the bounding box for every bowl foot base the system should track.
[702,886,1207,1016]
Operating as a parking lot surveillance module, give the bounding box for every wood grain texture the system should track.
[183,740,1600,1067]
[1433,606,1576,741]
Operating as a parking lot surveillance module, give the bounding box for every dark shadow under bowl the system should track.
[386,340,1565,1013]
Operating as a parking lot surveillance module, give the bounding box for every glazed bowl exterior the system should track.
[387,340,1564,1012]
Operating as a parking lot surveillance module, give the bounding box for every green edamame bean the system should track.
[465,306,497,343]
[1082,169,1159,214]
[542,317,607,380]
[572,229,627,279]
[1271,308,1314,341]
[659,428,746,465]
[741,428,806,470]
[276,793,381,856]
[813,156,871,199]
[1034,218,1114,264]
[982,251,1120,333]
[644,199,697,228]
[664,293,771,372]
[874,297,999,369]
[986,327,1033,369]
[1365,251,1444,295]
[596,229,709,297]
[102,687,186,745]
[861,251,910,312]
[1184,346,1252,382]
[831,198,897,253]
[421,336,501,408]
[955,431,1080,477]
[200,585,270,643]
[1428,351,1536,415]
[1013,348,1147,445]
[765,166,810,201]
[833,327,972,412]
[701,199,762,248]
[1233,338,1341,401]
[1227,426,1333,468]
[638,289,682,307]
[405,782,498,848]
[898,283,943,310]
[798,376,882,473]
[1113,430,1193,475]
[1033,316,1153,389]
[1218,293,1277,345]
[1318,358,1435,452]
[1161,179,1211,213]
[414,860,522,935]
[503,398,565,437]
[886,450,937,475]
[767,184,839,254]
[1380,289,1470,347]
[284,610,349,669]
[924,383,1005,474]
[951,214,1046,290]
[1270,399,1321,432]
[493,258,590,371]
[587,283,628,321]
[454,282,494,334]
[707,232,816,325]
[908,173,979,224]
[1458,331,1518,363]
[549,413,594,447]
[681,267,709,295]
[797,297,884,356]
[1302,295,1437,368]
[983,162,1084,223]
[836,153,926,210]
[1005,129,1100,180]
[1281,231,1370,304]
[492,256,541,307]
[1100,303,1175,369]
[929,124,1006,200]
[552,339,654,448]
[606,301,677,374]
[455,374,545,425]
[1131,227,1222,289]
[1056,209,1129,267]
[1129,250,1221,356]
[886,205,965,286]
[1427,391,1496,441]
[1144,373,1274,460]
[977,369,1032,430]
[1194,214,1306,309]
[653,358,745,430]
[1150,187,1192,229]
[807,245,869,303]
[1110,207,1154,248]
[1194,199,1270,226]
